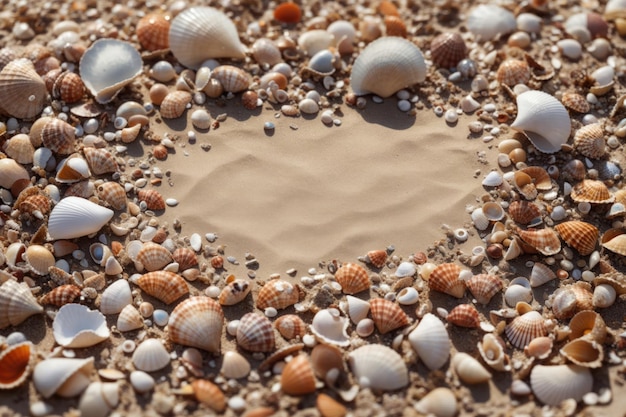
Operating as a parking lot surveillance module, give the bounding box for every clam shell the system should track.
[79,39,142,103]
[447,304,481,328]
[48,196,114,240]
[0,341,34,389]
[52,303,110,348]
[505,277,533,306]
[310,308,350,346]
[159,90,191,119]
[508,200,542,225]
[221,351,250,379]
[513,171,538,200]
[211,65,250,93]
[477,333,511,372]
[350,36,426,98]
[4,134,34,164]
[574,123,606,159]
[430,32,467,69]
[524,336,553,360]
[168,297,224,353]
[0,280,44,329]
[560,338,604,368]
[520,166,552,191]
[466,273,503,305]
[274,314,307,340]
[317,394,347,417]
[171,247,198,271]
[496,59,531,87]
[33,357,94,398]
[136,271,189,304]
[83,147,118,176]
[42,119,76,155]
[168,7,246,69]
[219,278,250,306]
[529,262,556,287]
[562,92,590,113]
[348,344,408,391]
[592,283,616,308]
[56,155,90,184]
[334,263,370,295]
[369,298,409,334]
[100,279,132,315]
[39,284,81,307]
[281,355,317,396]
[467,4,516,41]
[251,38,282,66]
[78,382,119,417]
[570,179,613,204]
[408,313,450,370]
[24,244,55,276]
[414,387,458,417]
[256,279,300,310]
[427,263,465,298]
[530,364,593,406]
[116,304,144,332]
[504,310,546,349]
[0,59,46,119]
[137,189,166,210]
[0,158,29,190]
[236,312,275,352]
[511,90,571,154]
[132,338,170,372]
[516,227,561,256]
[452,352,491,384]
[365,249,387,268]
[136,13,170,52]
[310,343,345,382]
[97,182,126,210]
[136,242,173,271]
[555,221,598,256]
[192,379,226,412]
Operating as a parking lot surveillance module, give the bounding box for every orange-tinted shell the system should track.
[137,189,166,210]
[172,247,198,271]
[53,72,84,103]
[520,166,552,190]
[97,182,126,210]
[369,298,410,334]
[430,32,467,69]
[573,123,606,159]
[516,227,561,256]
[236,312,275,352]
[274,314,307,340]
[466,274,503,305]
[160,90,191,119]
[496,59,531,87]
[504,310,547,349]
[508,200,542,225]
[378,0,400,16]
[83,147,119,176]
[365,249,387,269]
[273,2,302,23]
[570,180,613,204]
[136,14,170,52]
[281,355,317,396]
[0,341,35,389]
[219,279,251,306]
[39,285,81,306]
[428,263,465,298]
[555,221,598,256]
[256,279,300,310]
[384,16,407,37]
[42,118,75,155]
[211,66,250,93]
[562,92,590,113]
[18,193,51,218]
[210,255,224,269]
[447,304,481,328]
[168,296,224,353]
[334,263,370,295]
[136,270,189,304]
[192,379,226,412]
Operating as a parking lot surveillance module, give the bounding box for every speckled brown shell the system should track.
[41,118,75,155]
[496,59,531,87]
[365,249,387,268]
[218,278,251,306]
[136,270,189,304]
[210,65,250,93]
[466,274,503,305]
[136,13,170,52]
[172,247,198,271]
[236,312,275,352]
[516,227,561,256]
[570,179,613,204]
[504,310,547,349]
[210,255,224,269]
[168,296,224,353]
[96,182,126,210]
[0,59,47,119]
[334,262,370,294]
[562,92,590,113]
[160,90,191,119]
[555,221,599,256]
[256,279,300,310]
[447,304,481,328]
[561,159,586,181]
[508,200,542,225]
[430,32,467,69]
[39,284,81,306]
[137,189,166,210]
[274,314,307,340]
[428,262,465,298]
[83,147,119,175]
[573,123,606,159]
[369,298,410,334]
[52,71,84,103]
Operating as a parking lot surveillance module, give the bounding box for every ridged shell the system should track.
[511,90,571,154]
[83,147,118,176]
[569,310,607,344]
[452,352,492,384]
[516,227,561,256]
[274,314,307,340]
[348,344,408,391]
[530,364,593,406]
[562,159,586,181]
[4,134,34,164]
[192,379,226,412]
[17,193,51,219]
[171,247,197,271]
[159,90,191,119]
[350,37,426,98]
[601,231,626,255]
[42,119,75,155]
[136,242,173,271]
[428,263,465,298]
[236,312,275,352]
[408,313,451,370]
[496,59,531,86]
[0,341,34,389]
[520,166,552,191]
[551,287,579,319]
[53,71,84,103]
[256,279,300,310]
[48,196,114,240]
[574,123,606,159]
[477,333,511,372]
[310,308,350,346]
[508,200,542,225]
[369,298,410,334]
[211,65,250,93]
[529,262,556,287]
[430,32,467,69]
[594,270,626,294]
[97,182,126,210]
[281,355,317,396]
[466,274,503,304]
[555,221,598,255]
[136,271,188,304]
[334,263,370,294]
[100,279,132,315]
[168,297,224,353]
[64,180,95,198]
[132,338,170,372]
[365,249,387,268]
[137,189,166,211]
[562,92,590,113]
[0,59,47,119]
[52,303,110,348]
[218,278,250,305]
[447,304,481,328]
[570,179,614,204]
[168,7,246,69]
[0,280,44,329]
[467,5,516,41]
[560,338,604,368]
[33,357,94,398]
[116,304,144,332]
[136,13,170,51]
[504,310,546,349]
[39,284,81,306]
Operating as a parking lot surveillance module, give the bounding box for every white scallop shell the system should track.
[48,196,114,240]
[348,344,408,391]
[350,37,426,98]
[471,207,490,231]
[408,313,451,370]
[33,357,95,398]
[310,308,350,347]
[132,339,170,372]
[52,303,110,348]
[79,382,119,417]
[116,304,144,332]
[79,39,143,104]
[414,387,458,417]
[529,262,556,287]
[467,5,516,41]
[168,7,246,69]
[511,90,571,154]
[100,279,132,315]
[452,352,491,384]
[530,364,593,406]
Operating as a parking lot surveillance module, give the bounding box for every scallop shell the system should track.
[570,179,614,204]
[218,278,250,305]
[562,92,590,113]
[477,333,511,372]
[562,159,586,181]
[192,379,226,412]
[427,263,465,298]
[281,355,317,396]
[24,244,55,276]
[42,118,76,155]
[83,147,118,176]
[0,341,34,389]
[447,304,481,328]
[574,123,606,159]
[0,280,44,329]
[159,90,191,119]
[520,166,552,191]
[510,90,571,154]
[52,303,110,348]
[137,189,166,210]
[274,314,307,340]
[516,227,561,256]
[4,134,34,164]
[168,297,224,353]
[310,308,350,346]
[496,59,531,87]
[365,249,387,268]
[0,58,47,119]
[172,247,198,271]
[211,65,250,93]
[236,312,275,352]
[408,313,451,370]
[504,310,546,349]
[467,4,516,41]
[529,262,556,287]
[530,364,593,406]
[430,32,467,69]
[342,295,370,324]
[136,242,173,271]
[569,310,607,344]
[256,279,300,310]
[39,284,81,307]
[221,351,251,379]
[452,352,491,384]
[466,274,503,305]
[560,338,604,368]
[348,344,408,391]
[116,304,144,332]
[508,200,542,225]
[136,271,189,304]
[601,230,626,255]
[33,357,94,398]
[97,182,126,210]
[136,13,170,51]
[369,298,409,334]
[132,338,170,372]
[48,196,114,240]
[168,7,246,69]
[334,262,370,295]
[554,221,598,256]
[100,279,132,315]
[350,37,426,98]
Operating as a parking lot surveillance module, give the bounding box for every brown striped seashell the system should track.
[0,341,35,389]
[524,336,553,360]
[52,71,84,103]
[365,249,387,268]
[191,379,226,412]
[561,159,586,181]
[281,355,317,396]
[171,247,197,271]
[569,310,607,344]
[496,59,531,86]
[96,182,126,210]
[4,134,34,164]
[136,270,189,304]
[136,242,173,271]
[136,13,170,52]
[16,188,50,219]
[430,32,467,69]
[466,274,503,305]
[210,255,224,269]
[504,310,547,349]
[369,298,410,334]
[520,166,552,190]
[516,227,561,256]
[210,65,250,93]
[137,189,166,210]
[477,333,511,372]
[508,200,542,225]
[570,179,613,204]
[83,147,118,176]
[573,123,605,159]
[236,312,275,352]
[218,278,251,306]
[160,90,191,119]
[384,15,407,37]
[64,180,95,198]
[512,171,538,200]
[447,304,481,328]
[555,221,598,255]
[317,393,347,417]
[428,262,465,298]
[39,284,81,306]
[562,92,590,113]
[334,262,370,294]
[569,282,594,312]
[168,297,224,353]
[42,118,76,155]
[116,304,144,332]
[256,279,300,310]
[274,314,307,340]
[0,59,47,119]
[560,338,603,368]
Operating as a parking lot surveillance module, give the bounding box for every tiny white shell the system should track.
[130,371,155,393]
[348,344,408,391]
[132,339,170,372]
[592,283,616,308]
[408,313,450,370]
[52,303,110,348]
[482,171,503,187]
[48,196,114,240]
[397,287,419,305]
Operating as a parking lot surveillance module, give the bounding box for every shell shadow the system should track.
[352,99,416,130]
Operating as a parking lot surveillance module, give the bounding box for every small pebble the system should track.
[165,198,179,207]
[153,309,169,326]
[444,109,458,124]
[264,122,275,131]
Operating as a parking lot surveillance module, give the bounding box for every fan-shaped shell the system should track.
[310,308,350,346]
[136,242,173,271]
[555,221,598,255]
[508,200,542,225]
[447,304,481,328]
[520,166,552,191]
[408,313,451,370]
[430,32,467,69]
[0,341,34,389]
[211,65,250,93]
[236,312,275,352]
[4,134,34,164]
[48,196,114,240]
[333,263,370,295]
[516,227,561,256]
[79,39,142,104]
[172,247,198,271]
[427,263,465,298]
[504,310,546,349]
[168,7,246,69]
[39,284,81,307]
[168,297,224,353]
[369,298,410,334]
[100,279,132,315]
[496,59,531,86]
[42,119,76,155]
[159,90,191,119]
[83,147,118,176]
[467,5,516,41]
[365,249,387,268]
[218,278,250,306]
[452,352,492,384]
[466,274,503,304]
[136,271,189,304]
[52,303,110,348]
[560,338,604,368]
[0,58,47,119]
[530,364,593,406]
[350,37,426,98]
[529,262,556,287]
[574,123,606,159]
[348,344,408,391]
[33,357,94,398]
[256,279,300,310]
[511,90,571,154]
[97,182,126,210]
[274,314,307,340]
[132,338,170,372]
[281,355,317,396]
[116,304,144,332]
[0,280,44,329]
[601,231,626,255]
[137,189,166,210]
[570,179,613,204]
[136,13,170,51]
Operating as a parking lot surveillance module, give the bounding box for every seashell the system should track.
[136,13,170,51]
[42,118,76,155]
[64,180,95,199]
[570,179,613,204]
[560,338,603,368]
[52,71,84,104]
[477,333,511,372]
[251,38,282,66]
[159,90,191,119]
[52,303,110,348]
[16,189,51,219]
[597,160,621,181]
[593,270,626,294]
[384,15,407,37]
[210,65,250,93]
[524,336,553,360]
[471,207,490,231]
[466,274,503,305]
[4,134,34,164]
[414,387,458,417]
[221,351,251,379]
[191,379,226,412]
[555,221,598,256]
[97,182,126,210]
[136,242,173,271]
[327,20,357,55]
[520,166,552,191]
[367,298,409,334]
[0,341,34,389]
[566,12,609,38]
[466,4,516,41]
[168,7,246,69]
[83,147,118,176]
[430,32,467,69]
[256,279,300,310]
[504,310,546,349]
[274,314,307,340]
[120,124,141,143]
[452,352,491,384]
[0,280,44,329]
[562,159,586,181]
[219,278,250,305]
[0,158,29,190]
[505,277,533,307]
[551,287,579,320]
[310,308,350,346]
[281,355,317,396]
[530,364,593,406]
[24,244,55,276]
[33,357,94,398]
[317,393,347,417]
[511,90,571,154]
[56,155,90,184]
[130,370,154,393]
[79,39,142,103]
[236,312,275,352]
[310,343,345,384]
[350,37,426,98]
[259,344,305,373]
[39,284,80,307]
[482,201,505,221]
[342,295,370,324]
[78,382,119,417]
[397,286,419,305]
[482,171,503,187]
[116,304,144,332]
[574,123,605,159]
[569,310,607,344]
[447,304,481,328]
[137,189,166,210]
[274,2,302,23]
[137,271,189,304]
[496,59,531,87]
[348,344,408,391]
[100,279,132,315]
[562,92,590,113]
[508,200,542,225]
[408,313,451,370]
[395,261,416,278]
[427,263,465,298]
[132,338,170,372]
[601,230,626,255]
[298,30,334,57]
[0,59,47,119]
[365,249,387,268]
[334,262,370,294]
[48,196,114,240]
[529,262,556,287]
[168,297,224,353]
[170,247,197,271]
[516,227,561,256]
[592,283,616,308]
[210,255,224,269]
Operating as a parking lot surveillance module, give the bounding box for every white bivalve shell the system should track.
[48,196,114,240]
[132,339,170,372]
[52,303,110,348]
[33,357,95,398]
[530,364,593,406]
[348,344,408,391]
[467,5,516,41]
[100,279,132,315]
[78,382,119,417]
[408,313,450,370]
[451,352,492,384]
[350,37,426,98]
[414,387,458,417]
[510,90,571,154]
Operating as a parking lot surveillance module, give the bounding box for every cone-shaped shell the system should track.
[408,313,450,370]
[256,279,300,310]
[168,7,246,69]
[555,221,598,255]
[511,90,571,154]
[560,338,604,368]
[466,274,503,305]
[100,279,132,315]
[348,344,408,391]
[0,280,44,329]
[571,179,614,204]
[530,364,593,406]
[236,312,275,352]
[136,242,173,272]
[452,352,492,384]
[281,355,317,396]
[0,341,35,389]
[0,59,46,119]
[48,196,114,240]
[369,298,409,334]
[428,263,465,298]
[350,37,427,98]
[516,227,561,256]
[168,297,224,353]
[52,303,110,348]
[334,263,370,294]
[504,310,546,349]
[136,271,189,305]
[447,304,481,328]
[39,284,81,307]
[33,357,94,398]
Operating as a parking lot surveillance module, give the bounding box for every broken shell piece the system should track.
[310,308,350,346]
[477,333,511,372]
[560,338,604,368]
[78,382,119,417]
[52,303,110,348]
